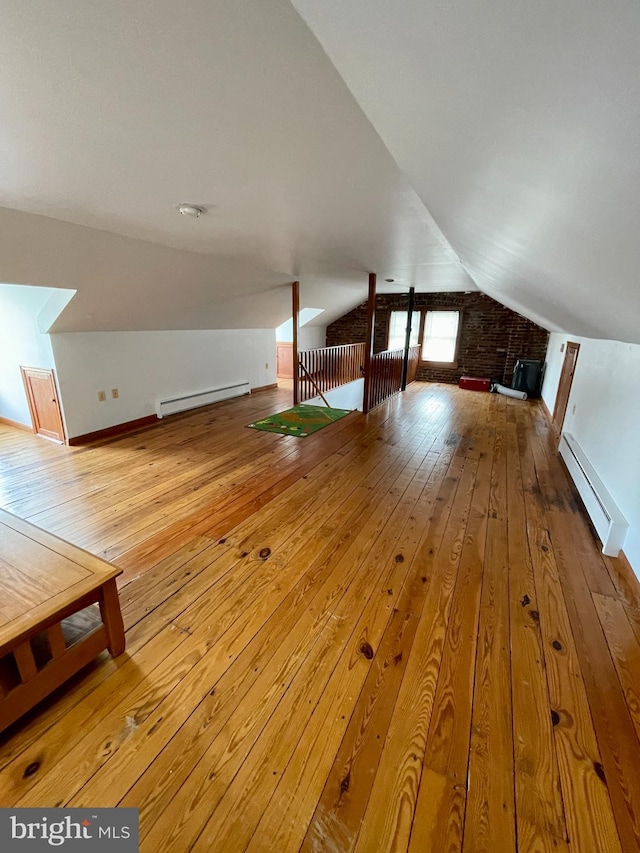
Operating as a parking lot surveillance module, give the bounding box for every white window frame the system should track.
[387,310,421,351]
[420,309,462,365]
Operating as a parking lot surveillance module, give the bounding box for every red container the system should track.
[459,376,491,392]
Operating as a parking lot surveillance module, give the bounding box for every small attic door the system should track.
[20,366,65,443]
[552,342,580,433]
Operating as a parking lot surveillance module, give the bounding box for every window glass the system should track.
[388,311,420,350]
[422,310,460,362]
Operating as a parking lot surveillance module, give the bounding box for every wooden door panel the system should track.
[552,343,580,432]
[277,343,294,379]
[20,367,65,443]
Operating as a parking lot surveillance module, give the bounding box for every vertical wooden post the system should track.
[98,578,126,656]
[292,281,300,406]
[401,286,416,391]
[362,272,377,414]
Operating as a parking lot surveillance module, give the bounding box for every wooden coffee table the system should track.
[0,508,125,733]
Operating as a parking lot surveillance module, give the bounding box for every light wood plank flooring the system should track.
[1,383,640,852]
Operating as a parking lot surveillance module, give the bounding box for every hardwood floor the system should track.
[1,383,639,852]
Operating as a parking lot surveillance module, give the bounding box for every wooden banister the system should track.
[298,343,366,403]
[297,341,419,411]
[364,345,421,412]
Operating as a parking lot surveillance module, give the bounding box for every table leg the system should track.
[98,578,126,656]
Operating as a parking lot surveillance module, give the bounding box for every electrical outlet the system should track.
[98,391,106,402]
[111,388,119,399]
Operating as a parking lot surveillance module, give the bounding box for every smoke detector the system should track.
[177,204,206,218]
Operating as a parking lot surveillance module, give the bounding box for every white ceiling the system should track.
[293,0,640,343]
[5,1,636,341]
[0,0,474,332]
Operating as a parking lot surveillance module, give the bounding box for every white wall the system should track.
[299,326,327,350]
[0,284,58,425]
[275,313,327,349]
[51,329,276,437]
[542,333,640,575]
[306,377,364,412]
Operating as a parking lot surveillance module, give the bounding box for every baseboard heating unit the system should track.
[558,432,628,556]
[156,382,251,418]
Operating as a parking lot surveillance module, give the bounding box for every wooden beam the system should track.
[362,273,377,414]
[401,286,416,391]
[292,281,300,406]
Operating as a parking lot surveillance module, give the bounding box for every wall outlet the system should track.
[111,388,119,399]
[97,390,106,402]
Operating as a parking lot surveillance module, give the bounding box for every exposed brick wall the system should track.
[326,291,549,386]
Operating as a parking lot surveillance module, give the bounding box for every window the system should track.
[421,310,460,363]
[386,307,462,365]
[387,310,421,351]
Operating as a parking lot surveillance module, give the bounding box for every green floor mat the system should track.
[247,404,352,437]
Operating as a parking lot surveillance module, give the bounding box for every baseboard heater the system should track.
[559,432,628,556]
[156,381,251,418]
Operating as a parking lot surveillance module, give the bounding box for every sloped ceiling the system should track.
[0,0,474,333]
[294,0,640,343]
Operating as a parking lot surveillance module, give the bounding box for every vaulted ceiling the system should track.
[1,0,638,340]
[0,0,471,332]
[294,0,640,343]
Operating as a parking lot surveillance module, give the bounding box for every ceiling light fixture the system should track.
[177,204,206,218]
[384,278,395,283]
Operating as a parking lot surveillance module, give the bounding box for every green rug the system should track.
[247,404,352,437]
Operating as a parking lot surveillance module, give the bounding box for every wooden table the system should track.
[0,508,125,733]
